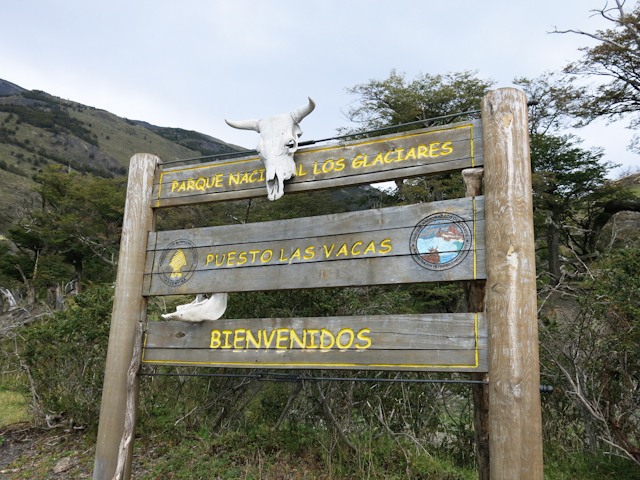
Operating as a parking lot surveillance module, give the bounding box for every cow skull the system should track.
[225,97,316,201]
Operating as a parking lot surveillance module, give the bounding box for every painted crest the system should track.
[158,239,198,287]
[409,213,472,271]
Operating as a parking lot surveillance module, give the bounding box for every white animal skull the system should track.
[225,97,316,201]
[161,293,227,322]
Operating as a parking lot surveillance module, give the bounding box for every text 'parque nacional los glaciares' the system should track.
[169,141,451,193]
[152,120,483,208]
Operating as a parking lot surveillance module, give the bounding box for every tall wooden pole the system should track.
[481,89,543,479]
[93,153,160,480]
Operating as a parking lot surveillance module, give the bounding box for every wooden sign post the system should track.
[93,89,543,480]
[482,89,543,478]
[93,153,159,480]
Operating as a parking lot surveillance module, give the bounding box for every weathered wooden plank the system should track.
[145,314,484,350]
[462,167,490,480]
[144,250,486,295]
[142,313,488,372]
[483,88,543,478]
[143,197,486,295]
[113,321,144,480]
[155,157,482,208]
[159,126,479,189]
[147,223,485,272]
[153,120,483,208]
[150,196,484,250]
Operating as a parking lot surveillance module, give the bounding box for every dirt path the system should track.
[0,424,96,479]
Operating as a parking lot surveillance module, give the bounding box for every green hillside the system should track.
[0,81,243,232]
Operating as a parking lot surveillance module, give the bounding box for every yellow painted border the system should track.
[141,313,481,369]
[470,122,475,168]
[156,122,476,207]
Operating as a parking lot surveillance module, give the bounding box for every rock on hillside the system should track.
[611,171,640,195]
[596,172,640,251]
[0,79,26,97]
[597,211,640,251]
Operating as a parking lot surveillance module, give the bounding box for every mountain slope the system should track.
[133,121,244,156]
[0,79,26,96]
[0,79,245,233]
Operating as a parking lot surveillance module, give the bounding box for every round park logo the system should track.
[409,213,472,271]
[158,239,198,287]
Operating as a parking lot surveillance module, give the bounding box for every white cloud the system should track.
[0,0,637,171]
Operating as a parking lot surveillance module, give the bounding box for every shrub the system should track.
[20,285,113,428]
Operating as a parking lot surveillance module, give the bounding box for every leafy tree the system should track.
[553,1,640,151]
[516,75,639,283]
[530,134,613,282]
[5,165,125,294]
[156,189,360,233]
[20,285,113,427]
[342,70,495,203]
[343,69,495,130]
[514,72,584,135]
[337,70,497,324]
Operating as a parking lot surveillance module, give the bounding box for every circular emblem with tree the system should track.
[409,213,472,271]
[158,239,198,287]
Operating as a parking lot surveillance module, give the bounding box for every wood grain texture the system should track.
[149,196,484,251]
[142,313,488,372]
[143,197,487,296]
[113,322,143,480]
[153,120,483,208]
[462,167,490,480]
[482,89,543,478]
[93,154,159,480]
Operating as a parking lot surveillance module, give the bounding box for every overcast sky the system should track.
[1,0,638,177]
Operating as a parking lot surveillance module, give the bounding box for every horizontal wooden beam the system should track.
[143,197,486,295]
[142,313,488,372]
[153,120,483,208]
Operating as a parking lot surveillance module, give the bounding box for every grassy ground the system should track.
[0,383,639,479]
[0,427,479,480]
[67,107,198,166]
[0,392,30,428]
[1,421,640,479]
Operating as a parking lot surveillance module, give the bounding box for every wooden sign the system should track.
[96,91,545,480]
[143,196,486,296]
[153,120,482,207]
[142,313,487,372]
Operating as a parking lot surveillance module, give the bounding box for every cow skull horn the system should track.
[290,97,316,123]
[224,118,260,132]
[225,98,316,201]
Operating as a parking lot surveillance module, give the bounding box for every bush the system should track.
[539,248,640,465]
[20,285,113,428]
